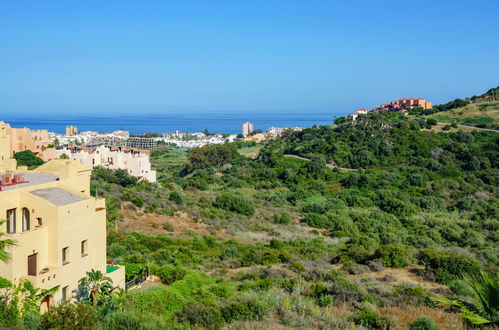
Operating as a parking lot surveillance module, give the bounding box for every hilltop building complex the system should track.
[346,98,432,121]
[0,122,124,311]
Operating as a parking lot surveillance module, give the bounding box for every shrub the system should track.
[351,309,383,329]
[39,303,98,330]
[274,213,291,224]
[419,249,480,283]
[375,244,410,268]
[214,194,255,216]
[409,317,440,330]
[177,302,224,329]
[104,309,168,330]
[448,279,474,297]
[155,265,187,284]
[290,261,305,272]
[169,192,183,205]
[13,150,44,167]
[426,118,437,126]
[303,213,329,228]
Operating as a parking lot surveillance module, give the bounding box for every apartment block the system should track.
[242,122,254,136]
[374,98,432,112]
[65,125,79,136]
[57,145,157,183]
[1,122,55,162]
[0,123,124,311]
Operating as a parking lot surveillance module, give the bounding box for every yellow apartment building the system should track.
[2,122,56,162]
[0,122,124,311]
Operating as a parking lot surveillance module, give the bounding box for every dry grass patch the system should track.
[380,306,465,330]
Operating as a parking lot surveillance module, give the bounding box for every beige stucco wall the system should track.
[0,130,124,306]
[1,122,55,162]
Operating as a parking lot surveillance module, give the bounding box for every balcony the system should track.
[25,265,60,290]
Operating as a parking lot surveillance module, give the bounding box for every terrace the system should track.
[0,172,58,191]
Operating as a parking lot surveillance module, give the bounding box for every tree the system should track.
[76,270,115,307]
[13,150,44,167]
[433,271,498,326]
[0,220,16,262]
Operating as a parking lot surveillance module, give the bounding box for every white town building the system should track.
[56,145,156,183]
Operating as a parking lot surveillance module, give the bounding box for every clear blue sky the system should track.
[1,0,498,115]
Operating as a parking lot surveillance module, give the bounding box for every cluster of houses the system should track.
[346,98,432,121]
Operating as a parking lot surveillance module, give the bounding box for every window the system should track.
[62,286,69,301]
[62,247,69,264]
[28,253,37,276]
[81,240,88,257]
[22,208,30,232]
[37,218,43,227]
[6,209,16,234]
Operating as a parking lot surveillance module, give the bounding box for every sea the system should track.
[1,112,341,135]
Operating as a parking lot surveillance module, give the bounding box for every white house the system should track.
[56,145,156,183]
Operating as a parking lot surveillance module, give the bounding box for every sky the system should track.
[0,0,498,115]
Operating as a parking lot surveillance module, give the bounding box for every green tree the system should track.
[13,150,44,167]
[76,269,115,307]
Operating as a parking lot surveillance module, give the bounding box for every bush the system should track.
[351,309,384,329]
[290,261,305,272]
[303,213,329,228]
[419,249,480,283]
[39,303,98,330]
[274,213,291,225]
[13,150,44,167]
[104,309,168,330]
[448,279,474,297]
[375,244,410,268]
[177,302,224,329]
[426,118,437,126]
[409,317,440,330]
[169,192,183,205]
[214,194,255,216]
[155,265,187,284]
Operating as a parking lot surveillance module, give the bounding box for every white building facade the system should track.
[56,145,156,183]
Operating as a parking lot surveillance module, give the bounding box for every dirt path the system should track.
[438,122,498,132]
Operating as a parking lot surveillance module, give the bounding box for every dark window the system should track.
[28,253,37,276]
[22,208,30,232]
[6,209,16,234]
[62,286,68,301]
[81,240,88,257]
[62,247,69,264]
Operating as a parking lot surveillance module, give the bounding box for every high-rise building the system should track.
[242,122,254,136]
[66,125,78,136]
[0,122,124,312]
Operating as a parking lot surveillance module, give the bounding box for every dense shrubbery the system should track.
[214,193,255,216]
[13,150,44,167]
[77,107,498,329]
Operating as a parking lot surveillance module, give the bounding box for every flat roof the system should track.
[30,187,87,206]
[0,173,58,191]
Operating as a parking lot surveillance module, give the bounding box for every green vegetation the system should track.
[1,91,498,328]
[13,150,44,167]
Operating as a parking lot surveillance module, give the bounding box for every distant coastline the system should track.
[1,112,341,135]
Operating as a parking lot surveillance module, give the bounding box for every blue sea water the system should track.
[1,112,340,135]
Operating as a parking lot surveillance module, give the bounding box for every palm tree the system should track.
[0,220,16,262]
[77,269,114,307]
[433,271,498,326]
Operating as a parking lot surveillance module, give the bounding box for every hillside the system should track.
[429,101,499,130]
[81,110,499,329]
